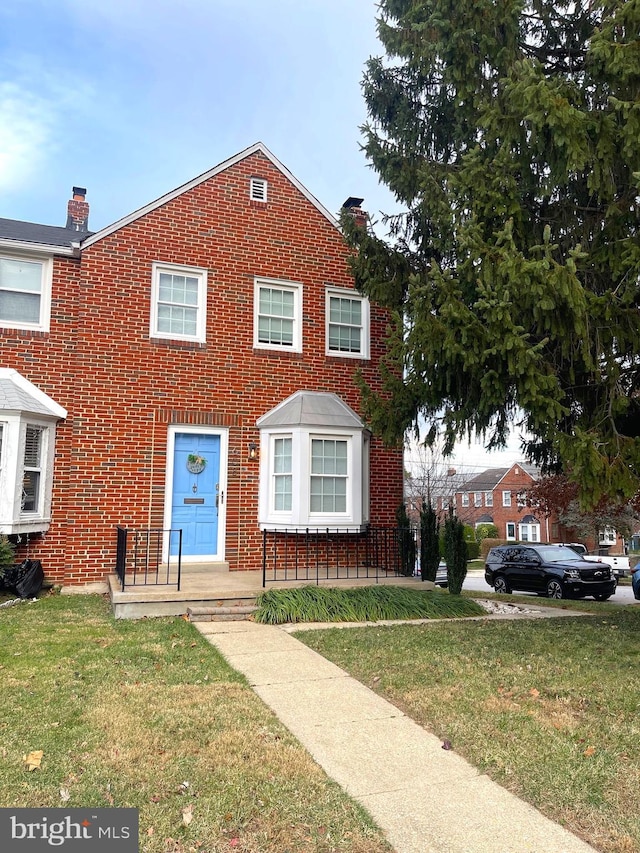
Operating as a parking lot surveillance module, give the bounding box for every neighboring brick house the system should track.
[0,143,404,589]
[449,463,553,543]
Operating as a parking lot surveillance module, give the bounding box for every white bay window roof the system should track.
[0,369,66,535]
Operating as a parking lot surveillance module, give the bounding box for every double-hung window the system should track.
[310,439,348,514]
[254,278,302,352]
[273,437,292,512]
[461,492,469,507]
[326,288,370,358]
[0,253,51,332]
[503,490,512,507]
[151,262,207,343]
[474,491,482,507]
[22,426,43,512]
[485,491,493,507]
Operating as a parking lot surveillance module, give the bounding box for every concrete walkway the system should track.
[195,617,597,853]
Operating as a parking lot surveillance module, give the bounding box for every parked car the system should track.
[485,544,617,600]
[554,542,630,579]
[632,565,640,600]
[435,560,448,588]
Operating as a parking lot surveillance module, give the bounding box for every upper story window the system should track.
[461,492,469,507]
[503,490,512,507]
[150,262,207,343]
[250,177,268,202]
[485,491,493,507]
[474,491,482,507]
[0,253,52,333]
[254,278,302,352]
[326,288,370,358]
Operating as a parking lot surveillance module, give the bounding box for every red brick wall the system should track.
[1,151,404,584]
[454,465,556,541]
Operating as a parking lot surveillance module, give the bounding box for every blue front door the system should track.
[171,433,221,558]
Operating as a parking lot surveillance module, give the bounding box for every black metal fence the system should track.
[262,526,417,587]
[115,527,183,590]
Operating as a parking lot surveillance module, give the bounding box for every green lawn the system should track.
[0,594,391,853]
[296,600,640,853]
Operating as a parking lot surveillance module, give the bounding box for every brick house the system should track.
[450,463,553,543]
[0,143,404,589]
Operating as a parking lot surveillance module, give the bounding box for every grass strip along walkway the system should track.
[0,594,392,853]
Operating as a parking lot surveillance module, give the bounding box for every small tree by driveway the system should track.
[444,509,468,595]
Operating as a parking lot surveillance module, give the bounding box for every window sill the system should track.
[0,519,51,535]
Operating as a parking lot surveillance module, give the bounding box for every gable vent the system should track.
[250,177,267,202]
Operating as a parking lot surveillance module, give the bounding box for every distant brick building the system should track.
[0,143,404,588]
[446,463,552,543]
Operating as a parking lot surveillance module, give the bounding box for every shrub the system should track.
[480,537,509,559]
[396,503,416,577]
[419,498,440,582]
[476,523,499,541]
[0,536,16,582]
[443,509,468,595]
[466,540,480,560]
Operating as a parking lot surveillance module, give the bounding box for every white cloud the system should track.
[0,83,54,192]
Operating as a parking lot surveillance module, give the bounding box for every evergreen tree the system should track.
[396,503,416,576]
[346,0,640,508]
[419,498,440,582]
[443,508,468,595]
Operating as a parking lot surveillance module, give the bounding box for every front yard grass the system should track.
[296,603,640,853]
[0,594,391,853]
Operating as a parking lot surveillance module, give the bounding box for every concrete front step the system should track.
[188,605,258,622]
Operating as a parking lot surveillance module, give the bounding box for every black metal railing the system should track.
[262,526,418,587]
[115,527,182,590]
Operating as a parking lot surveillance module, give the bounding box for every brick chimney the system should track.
[342,197,368,229]
[66,187,89,231]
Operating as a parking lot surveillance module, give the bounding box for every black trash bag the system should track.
[2,560,44,599]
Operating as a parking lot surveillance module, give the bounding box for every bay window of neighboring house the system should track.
[0,370,66,535]
[0,252,52,333]
[258,391,369,530]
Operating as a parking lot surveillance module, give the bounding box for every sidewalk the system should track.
[195,618,596,853]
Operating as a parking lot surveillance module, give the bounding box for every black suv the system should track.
[485,544,617,601]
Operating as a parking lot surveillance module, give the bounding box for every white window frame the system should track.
[519,522,540,543]
[599,527,616,545]
[250,177,268,202]
[150,262,207,343]
[485,491,493,507]
[0,252,52,333]
[325,287,370,359]
[253,277,302,352]
[461,492,469,507]
[474,491,482,507]
[503,490,512,507]
[259,427,367,530]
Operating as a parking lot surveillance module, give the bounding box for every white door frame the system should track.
[163,425,229,563]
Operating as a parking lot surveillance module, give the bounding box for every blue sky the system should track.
[0,0,399,231]
[0,0,526,470]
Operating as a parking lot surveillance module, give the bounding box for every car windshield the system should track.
[533,545,583,563]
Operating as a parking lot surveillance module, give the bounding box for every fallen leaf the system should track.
[23,750,43,771]
[441,740,452,751]
[146,827,155,836]
[529,688,540,698]
[182,805,193,826]
[59,788,70,802]
[584,746,596,757]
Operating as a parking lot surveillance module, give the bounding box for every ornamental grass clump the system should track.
[254,585,484,624]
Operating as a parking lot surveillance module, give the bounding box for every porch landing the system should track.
[108,563,432,620]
